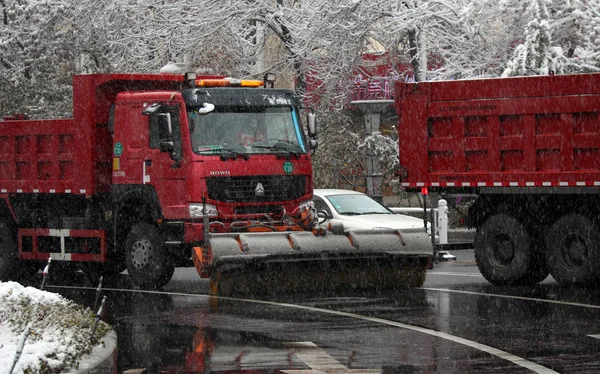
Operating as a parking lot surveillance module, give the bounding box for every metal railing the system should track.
[390,199,449,245]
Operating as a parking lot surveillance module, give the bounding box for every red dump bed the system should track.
[0,74,184,195]
[395,73,600,188]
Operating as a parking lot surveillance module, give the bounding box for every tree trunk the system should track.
[407,28,421,82]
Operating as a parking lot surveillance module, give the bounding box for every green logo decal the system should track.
[283,161,293,174]
[113,142,123,157]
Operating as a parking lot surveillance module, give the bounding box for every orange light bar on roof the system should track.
[196,79,231,87]
[195,78,265,88]
[240,80,264,87]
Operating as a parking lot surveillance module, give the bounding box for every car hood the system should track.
[331,214,426,230]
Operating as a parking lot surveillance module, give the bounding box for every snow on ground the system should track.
[0,281,111,374]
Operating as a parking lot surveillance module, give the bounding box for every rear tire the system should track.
[518,238,549,285]
[474,214,536,285]
[125,223,174,289]
[546,214,600,286]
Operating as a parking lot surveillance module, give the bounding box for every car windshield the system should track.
[325,193,392,215]
[188,106,306,155]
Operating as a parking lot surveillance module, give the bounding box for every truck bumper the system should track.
[184,222,206,244]
[183,221,229,243]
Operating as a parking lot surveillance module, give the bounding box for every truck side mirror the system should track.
[157,113,175,153]
[157,113,172,135]
[307,113,317,137]
[306,113,317,154]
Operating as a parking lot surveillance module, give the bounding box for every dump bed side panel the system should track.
[0,118,94,194]
[0,73,187,195]
[395,74,600,188]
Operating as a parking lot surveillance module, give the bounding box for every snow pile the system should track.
[0,282,111,374]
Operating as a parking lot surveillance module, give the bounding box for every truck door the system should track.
[145,105,188,218]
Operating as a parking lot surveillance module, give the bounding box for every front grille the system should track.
[206,175,306,202]
[235,205,284,215]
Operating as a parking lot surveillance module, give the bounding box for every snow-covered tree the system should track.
[551,0,600,72]
[312,110,366,189]
[290,0,384,109]
[431,0,518,78]
[501,0,600,76]
[83,0,384,110]
[501,0,564,76]
[0,0,115,117]
[376,0,478,81]
[0,0,75,117]
[358,129,399,177]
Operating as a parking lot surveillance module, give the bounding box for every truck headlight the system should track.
[188,203,218,218]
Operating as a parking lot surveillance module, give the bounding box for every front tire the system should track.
[474,214,536,285]
[125,223,174,289]
[546,214,600,286]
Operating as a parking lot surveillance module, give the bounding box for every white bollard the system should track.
[437,199,448,245]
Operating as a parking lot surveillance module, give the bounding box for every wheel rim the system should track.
[130,239,153,270]
[559,233,588,269]
[488,233,515,268]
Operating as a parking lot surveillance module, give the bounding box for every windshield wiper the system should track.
[360,211,390,215]
[339,212,362,216]
[252,141,301,159]
[220,148,250,160]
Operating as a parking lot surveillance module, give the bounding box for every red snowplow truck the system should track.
[0,72,432,293]
[395,73,600,286]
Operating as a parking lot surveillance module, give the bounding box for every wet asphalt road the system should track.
[46,250,600,374]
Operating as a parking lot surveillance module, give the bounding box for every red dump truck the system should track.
[395,73,600,286]
[0,72,432,293]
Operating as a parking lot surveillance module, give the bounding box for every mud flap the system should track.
[194,228,433,296]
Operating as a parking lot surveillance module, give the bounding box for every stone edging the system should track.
[66,330,118,374]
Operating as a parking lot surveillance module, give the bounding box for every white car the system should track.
[312,189,429,231]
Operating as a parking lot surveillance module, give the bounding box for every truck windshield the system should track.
[188,106,307,155]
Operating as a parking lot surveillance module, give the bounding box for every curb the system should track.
[67,330,118,374]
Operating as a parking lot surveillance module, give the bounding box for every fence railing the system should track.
[389,199,449,245]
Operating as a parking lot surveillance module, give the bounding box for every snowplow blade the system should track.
[193,228,433,296]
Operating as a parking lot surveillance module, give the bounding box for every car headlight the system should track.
[188,203,218,218]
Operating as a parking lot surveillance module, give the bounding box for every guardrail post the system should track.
[93,276,104,312]
[437,199,448,245]
[40,257,52,290]
[91,296,107,344]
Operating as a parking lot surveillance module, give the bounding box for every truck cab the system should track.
[108,76,318,287]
